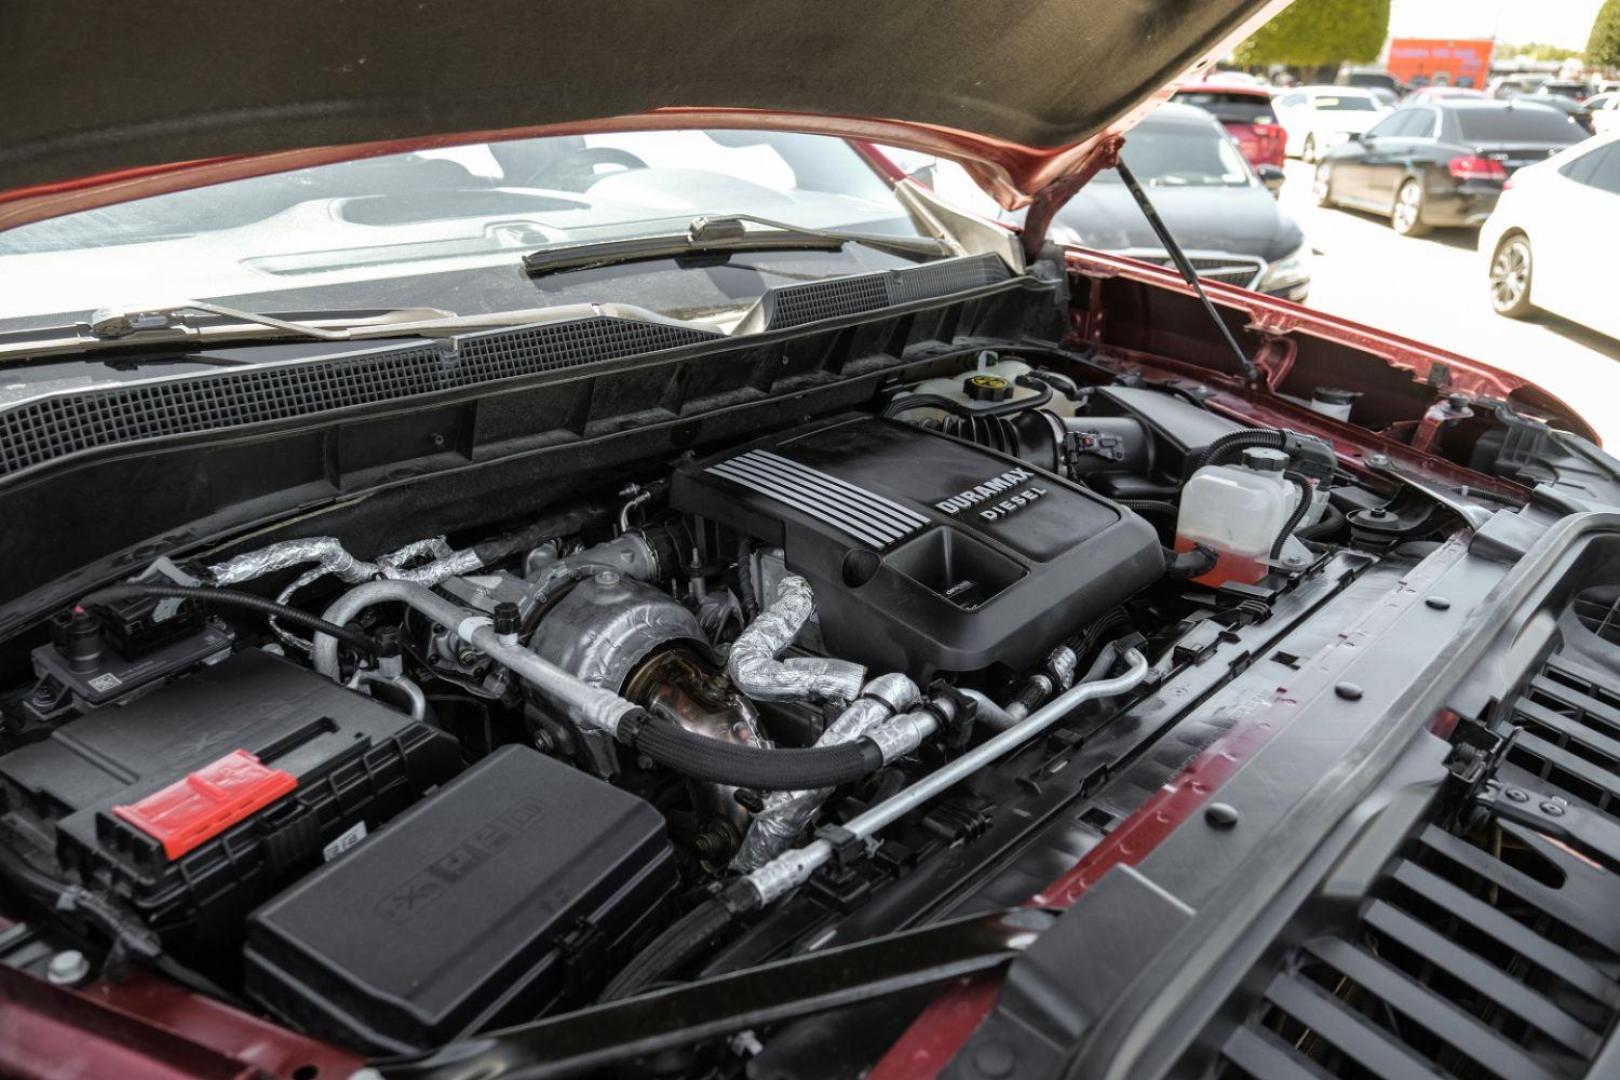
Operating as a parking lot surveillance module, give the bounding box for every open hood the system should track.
[1,0,1289,232]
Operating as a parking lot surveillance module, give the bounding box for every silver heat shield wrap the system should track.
[208,536,472,587]
[211,536,480,651]
[732,672,920,871]
[528,574,704,693]
[726,575,865,704]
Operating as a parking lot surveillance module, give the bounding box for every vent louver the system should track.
[1197,634,1620,1080]
[759,253,1009,329]
[1216,823,1620,1080]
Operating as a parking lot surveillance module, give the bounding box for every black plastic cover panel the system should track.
[0,649,461,939]
[672,416,1162,676]
[243,746,679,1053]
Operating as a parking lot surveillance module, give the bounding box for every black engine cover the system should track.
[672,416,1161,677]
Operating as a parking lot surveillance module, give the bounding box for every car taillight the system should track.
[1447,155,1508,181]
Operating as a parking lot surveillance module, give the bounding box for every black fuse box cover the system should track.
[243,745,679,1054]
[0,649,462,958]
[672,416,1163,676]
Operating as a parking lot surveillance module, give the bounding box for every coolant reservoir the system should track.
[1175,448,1302,587]
[908,352,1081,420]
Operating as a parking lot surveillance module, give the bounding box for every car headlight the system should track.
[1256,242,1310,291]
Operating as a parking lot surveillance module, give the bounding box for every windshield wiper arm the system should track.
[87,301,458,343]
[2,301,717,362]
[1115,161,1263,384]
[521,213,950,277]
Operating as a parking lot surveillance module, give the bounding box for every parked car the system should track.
[1170,81,1286,167]
[1487,73,1550,98]
[1541,80,1593,102]
[1046,104,1308,299]
[1312,99,1589,235]
[1590,91,1620,134]
[1510,91,1598,134]
[1366,85,1400,109]
[2,5,1619,1080]
[1403,85,1486,103]
[1272,85,1389,161]
[1481,130,1620,338]
[1336,66,1404,94]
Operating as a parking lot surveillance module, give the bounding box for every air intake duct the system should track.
[934,411,1150,481]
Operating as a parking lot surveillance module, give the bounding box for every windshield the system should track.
[1171,92,1277,125]
[1457,107,1586,142]
[1090,121,1254,188]
[0,130,925,325]
[1312,95,1378,112]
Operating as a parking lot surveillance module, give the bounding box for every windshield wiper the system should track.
[86,301,459,343]
[521,213,951,277]
[0,301,716,362]
[1115,161,1263,384]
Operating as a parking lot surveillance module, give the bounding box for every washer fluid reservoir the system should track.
[1175,448,1302,587]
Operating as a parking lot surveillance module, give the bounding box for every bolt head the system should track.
[1541,801,1566,816]
[1505,788,1530,803]
[46,950,89,986]
[1205,802,1240,828]
[1426,596,1451,611]
[1335,682,1364,701]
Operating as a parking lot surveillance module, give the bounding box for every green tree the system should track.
[1504,42,1581,64]
[1233,0,1391,67]
[1590,0,1620,69]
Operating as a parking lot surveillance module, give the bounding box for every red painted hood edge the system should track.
[1064,247,1599,446]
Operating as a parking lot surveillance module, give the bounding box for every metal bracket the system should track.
[1476,780,1620,871]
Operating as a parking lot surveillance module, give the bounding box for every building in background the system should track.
[1385,37,1494,87]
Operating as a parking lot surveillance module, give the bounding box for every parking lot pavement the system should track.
[1277,159,1620,446]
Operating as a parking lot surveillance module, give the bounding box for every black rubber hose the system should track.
[471,501,608,565]
[631,718,883,790]
[1191,429,1286,472]
[1271,473,1315,559]
[0,841,161,960]
[600,896,738,1001]
[83,583,379,656]
[1298,502,1346,541]
[1163,544,1219,581]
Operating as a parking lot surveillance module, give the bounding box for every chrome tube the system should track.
[745,649,1150,905]
[727,575,865,704]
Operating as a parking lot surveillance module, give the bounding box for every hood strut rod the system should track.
[1114,160,1262,384]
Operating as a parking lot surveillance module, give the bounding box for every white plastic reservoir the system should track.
[1174,448,1303,587]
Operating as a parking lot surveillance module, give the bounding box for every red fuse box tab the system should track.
[112,750,297,860]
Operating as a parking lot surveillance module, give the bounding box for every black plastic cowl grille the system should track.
[0,256,1016,481]
[0,316,716,480]
[760,253,1010,329]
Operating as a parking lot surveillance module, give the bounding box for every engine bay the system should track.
[0,342,1514,1062]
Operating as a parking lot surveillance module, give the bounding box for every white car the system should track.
[1480,130,1620,339]
[1271,86,1388,161]
[1587,91,1620,135]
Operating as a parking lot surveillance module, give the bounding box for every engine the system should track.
[0,348,1379,1057]
[672,415,1163,676]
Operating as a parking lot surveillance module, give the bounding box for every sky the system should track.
[1389,0,1606,49]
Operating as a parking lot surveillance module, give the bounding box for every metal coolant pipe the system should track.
[743,649,1150,905]
[311,579,639,735]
